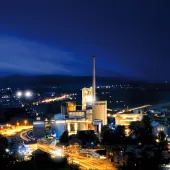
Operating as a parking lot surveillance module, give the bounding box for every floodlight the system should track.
[25,91,32,98]
[16,91,22,97]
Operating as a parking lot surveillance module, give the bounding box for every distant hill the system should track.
[0,74,137,88]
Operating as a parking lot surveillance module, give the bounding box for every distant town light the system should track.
[24,120,28,126]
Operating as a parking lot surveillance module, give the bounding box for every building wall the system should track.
[68,111,85,119]
[115,113,143,126]
[33,121,45,138]
[86,109,92,122]
[67,101,76,112]
[61,104,67,114]
[93,101,107,125]
[79,122,87,131]
[61,102,76,114]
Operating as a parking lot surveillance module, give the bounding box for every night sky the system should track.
[0,0,170,81]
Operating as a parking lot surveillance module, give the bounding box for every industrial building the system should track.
[61,101,77,115]
[115,110,143,126]
[33,121,45,138]
[49,56,108,137]
[51,114,66,139]
[82,87,93,110]
[32,56,147,140]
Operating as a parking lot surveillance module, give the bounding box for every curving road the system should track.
[19,131,116,169]
[19,129,36,143]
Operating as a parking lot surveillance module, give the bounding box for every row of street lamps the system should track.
[16,120,28,126]
[4,120,28,128]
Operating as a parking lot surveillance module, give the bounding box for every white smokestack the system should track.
[92,56,96,102]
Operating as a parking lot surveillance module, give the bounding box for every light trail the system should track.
[41,95,69,103]
[37,144,64,157]
[128,105,151,111]
[19,130,35,142]
[107,105,151,117]
[33,93,78,105]
[37,143,116,170]
[66,152,115,170]
[0,125,33,137]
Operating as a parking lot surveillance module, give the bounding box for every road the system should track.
[19,129,35,143]
[67,152,116,170]
[37,142,116,170]
[33,93,76,105]
[17,128,116,169]
[0,125,33,137]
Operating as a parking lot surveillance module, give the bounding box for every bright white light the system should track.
[5,148,9,153]
[52,149,63,157]
[25,91,32,98]
[16,91,22,97]
[86,95,93,103]
[58,149,62,155]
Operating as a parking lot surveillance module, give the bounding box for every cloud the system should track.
[0,36,80,75]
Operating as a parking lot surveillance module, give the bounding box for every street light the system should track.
[24,120,28,126]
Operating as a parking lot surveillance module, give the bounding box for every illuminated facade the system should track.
[68,111,85,119]
[115,110,143,126]
[66,119,89,135]
[93,101,107,125]
[67,101,76,112]
[61,101,76,114]
[82,88,92,110]
[33,121,45,138]
[51,57,108,137]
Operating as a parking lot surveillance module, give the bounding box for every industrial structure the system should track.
[48,56,108,138]
[115,110,143,126]
[81,88,92,110]
[32,56,149,140]
[33,121,45,138]
[114,109,143,135]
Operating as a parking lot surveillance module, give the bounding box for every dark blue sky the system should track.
[0,0,170,81]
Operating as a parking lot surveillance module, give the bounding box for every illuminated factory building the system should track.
[61,101,76,114]
[33,121,45,138]
[82,87,93,110]
[33,56,147,139]
[115,109,143,126]
[50,56,108,137]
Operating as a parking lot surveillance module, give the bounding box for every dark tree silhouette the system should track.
[59,130,69,144]
[158,131,166,142]
[102,125,126,145]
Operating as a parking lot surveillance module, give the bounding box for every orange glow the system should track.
[42,95,69,103]
[0,125,32,137]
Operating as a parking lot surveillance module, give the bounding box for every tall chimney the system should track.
[92,56,96,102]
